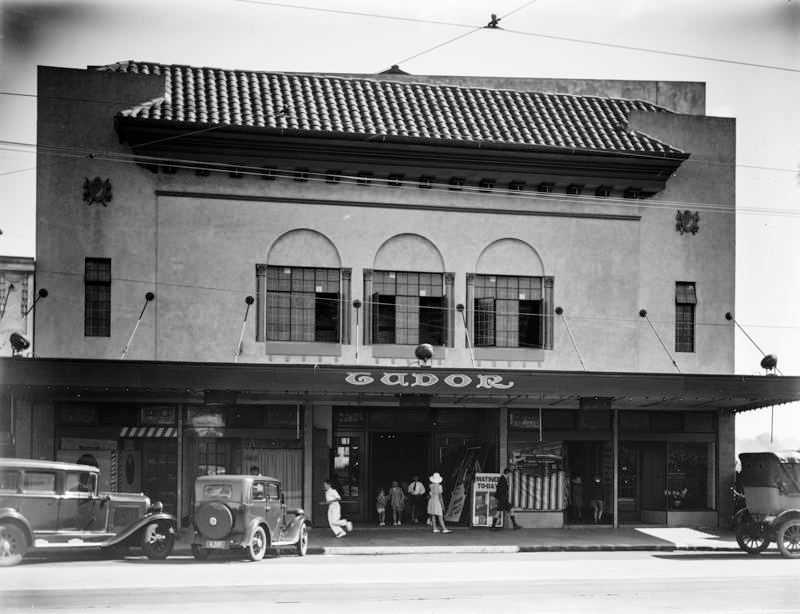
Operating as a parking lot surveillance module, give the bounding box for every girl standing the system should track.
[389,480,406,526]
[323,480,353,537]
[427,472,450,533]
[376,487,387,526]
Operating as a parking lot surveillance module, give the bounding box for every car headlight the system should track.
[148,500,164,514]
[296,508,305,515]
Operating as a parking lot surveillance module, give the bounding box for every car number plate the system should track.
[205,540,228,550]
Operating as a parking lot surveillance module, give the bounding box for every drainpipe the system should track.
[613,409,619,529]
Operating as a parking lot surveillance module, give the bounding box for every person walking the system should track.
[427,472,450,533]
[389,480,406,526]
[322,480,353,538]
[407,475,426,523]
[492,467,522,530]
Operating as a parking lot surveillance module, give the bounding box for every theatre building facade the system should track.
[2,62,797,529]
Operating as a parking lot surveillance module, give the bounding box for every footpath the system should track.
[175,524,745,556]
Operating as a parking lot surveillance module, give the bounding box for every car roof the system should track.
[196,474,280,483]
[0,457,101,473]
[739,450,800,464]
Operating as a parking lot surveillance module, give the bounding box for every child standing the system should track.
[389,480,406,526]
[376,487,387,526]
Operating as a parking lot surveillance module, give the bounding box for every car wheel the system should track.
[247,526,267,562]
[776,518,800,559]
[0,523,27,567]
[142,523,175,560]
[736,525,770,554]
[191,544,210,561]
[296,524,308,557]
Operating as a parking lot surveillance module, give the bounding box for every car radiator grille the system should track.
[113,506,141,528]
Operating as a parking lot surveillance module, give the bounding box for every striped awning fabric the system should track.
[119,426,177,438]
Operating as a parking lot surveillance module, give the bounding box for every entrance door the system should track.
[640,442,667,523]
[370,432,430,522]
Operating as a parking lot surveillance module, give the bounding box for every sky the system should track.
[0,0,798,452]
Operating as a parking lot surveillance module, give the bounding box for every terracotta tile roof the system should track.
[102,61,685,156]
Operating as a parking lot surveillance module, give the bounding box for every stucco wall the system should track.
[35,66,734,374]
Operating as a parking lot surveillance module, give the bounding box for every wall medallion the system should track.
[83,177,113,206]
[675,210,699,235]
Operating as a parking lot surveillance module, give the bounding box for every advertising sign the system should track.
[471,472,502,527]
[444,483,467,522]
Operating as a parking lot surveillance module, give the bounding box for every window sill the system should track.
[265,342,342,357]
[371,344,447,359]
[474,347,545,362]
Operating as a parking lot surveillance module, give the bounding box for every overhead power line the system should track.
[233,0,799,73]
[1,139,798,218]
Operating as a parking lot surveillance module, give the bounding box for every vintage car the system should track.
[0,458,177,566]
[191,474,309,561]
[734,451,800,558]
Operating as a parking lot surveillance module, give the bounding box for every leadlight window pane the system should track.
[371,271,444,345]
[263,266,340,342]
[675,282,696,353]
[85,257,111,337]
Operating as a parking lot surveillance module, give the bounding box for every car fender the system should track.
[280,514,308,542]
[774,509,800,527]
[242,517,269,547]
[734,507,753,526]
[102,512,177,547]
[0,508,34,546]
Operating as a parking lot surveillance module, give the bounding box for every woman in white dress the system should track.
[323,480,353,537]
[427,472,450,533]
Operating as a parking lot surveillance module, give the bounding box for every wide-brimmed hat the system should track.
[429,472,443,484]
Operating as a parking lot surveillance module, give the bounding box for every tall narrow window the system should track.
[473,275,548,348]
[84,258,111,337]
[370,271,444,345]
[258,266,341,342]
[675,282,696,352]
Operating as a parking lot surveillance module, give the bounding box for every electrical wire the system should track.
[3,137,796,217]
[231,0,799,73]
[31,266,800,332]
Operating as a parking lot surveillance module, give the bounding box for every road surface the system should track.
[1,550,798,613]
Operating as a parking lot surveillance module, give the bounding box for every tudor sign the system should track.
[344,371,514,390]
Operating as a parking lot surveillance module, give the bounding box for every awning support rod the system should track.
[121,292,154,360]
[233,295,255,364]
[556,307,586,371]
[639,309,681,374]
[725,312,784,375]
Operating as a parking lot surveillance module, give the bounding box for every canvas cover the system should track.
[739,451,800,495]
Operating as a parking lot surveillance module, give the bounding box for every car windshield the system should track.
[202,484,233,499]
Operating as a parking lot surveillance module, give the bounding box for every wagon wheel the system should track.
[296,524,309,557]
[0,524,27,567]
[142,522,175,560]
[776,518,800,559]
[247,526,267,562]
[735,526,770,554]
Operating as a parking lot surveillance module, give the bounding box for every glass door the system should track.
[332,434,362,521]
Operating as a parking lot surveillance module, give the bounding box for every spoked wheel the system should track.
[736,527,770,555]
[296,524,309,557]
[776,518,800,559]
[0,524,27,567]
[142,523,175,560]
[191,544,209,560]
[247,526,267,562]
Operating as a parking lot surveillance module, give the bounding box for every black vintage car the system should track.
[734,451,800,558]
[0,458,177,566]
[191,474,309,561]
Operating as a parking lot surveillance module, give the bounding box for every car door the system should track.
[58,470,105,532]
[264,482,283,540]
[17,469,59,532]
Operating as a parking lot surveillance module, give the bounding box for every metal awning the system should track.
[1,357,798,413]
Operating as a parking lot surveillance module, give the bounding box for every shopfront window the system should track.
[667,442,714,510]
